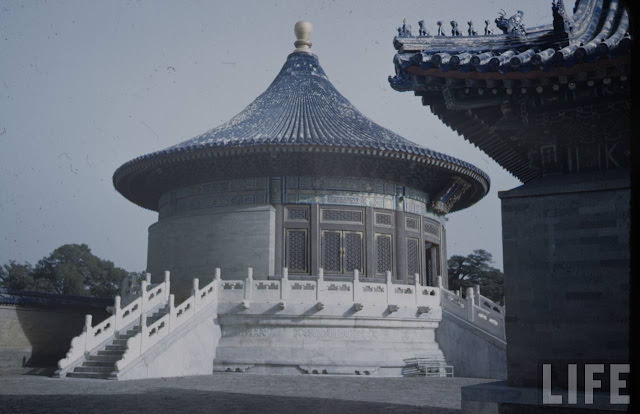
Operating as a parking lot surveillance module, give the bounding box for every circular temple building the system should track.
[111,22,490,375]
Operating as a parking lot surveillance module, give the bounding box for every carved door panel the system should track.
[321,230,342,273]
[321,230,364,274]
[375,233,393,276]
[285,229,308,274]
[343,231,363,273]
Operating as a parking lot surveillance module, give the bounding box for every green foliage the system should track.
[0,261,35,291]
[448,249,504,304]
[1,244,140,298]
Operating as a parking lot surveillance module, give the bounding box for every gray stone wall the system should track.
[150,176,448,295]
[499,170,629,390]
[0,304,109,372]
[147,205,276,299]
[158,176,433,218]
[436,310,507,379]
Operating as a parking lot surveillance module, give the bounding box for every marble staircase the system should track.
[56,272,219,380]
[65,305,169,379]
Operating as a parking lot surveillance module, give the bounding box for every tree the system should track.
[0,261,35,291]
[31,243,132,298]
[448,249,504,304]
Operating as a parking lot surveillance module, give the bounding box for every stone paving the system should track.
[0,372,494,413]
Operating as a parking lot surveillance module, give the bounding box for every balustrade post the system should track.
[474,284,481,306]
[214,267,221,300]
[281,267,289,301]
[140,313,147,353]
[414,273,420,305]
[113,295,121,332]
[192,278,200,311]
[353,269,360,302]
[164,271,171,300]
[83,314,92,352]
[436,275,443,289]
[140,279,148,312]
[245,267,253,301]
[145,273,151,284]
[466,286,475,322]
[316,268,323,301]
[168,294,175,331]
[385,271,392,305]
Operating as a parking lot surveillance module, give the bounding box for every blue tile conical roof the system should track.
[114,49,489,212]
[172,52,438,153]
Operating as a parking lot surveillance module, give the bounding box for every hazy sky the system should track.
[0,1,559,272]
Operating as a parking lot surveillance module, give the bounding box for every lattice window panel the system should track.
[286,229,308,273]
[287,207,308,221]
[321,209,363,223]
[407,238,420,277]
[375,234,392,275]
[322,231,342,272]
[344,232,363,273]
[423,220,440,236]
[375,213,392,226]
[406,217,418,230]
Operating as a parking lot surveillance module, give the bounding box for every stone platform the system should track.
[0,373,494,413]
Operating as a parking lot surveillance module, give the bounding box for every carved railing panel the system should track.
[436,277,505,340]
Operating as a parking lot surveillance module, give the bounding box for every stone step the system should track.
[82,361,115,368]
[86,354,120,363]
[112,339,128,346]
[66,372,114,380]
[74,366,114,373]
[96,349,125,356]
[116,328,140,338]
[105,345,127,351]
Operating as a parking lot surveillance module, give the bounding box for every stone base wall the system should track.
[212,298,445,376]
[437,310,507,379]
[499,170,630,390]
[147,205,276,299]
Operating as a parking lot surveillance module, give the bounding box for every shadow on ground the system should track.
[0,388,459,414]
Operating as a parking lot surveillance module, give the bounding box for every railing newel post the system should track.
[192,278,199,311]
[466,286,475,322]
[281,267,289,301]
[245,267,253,302]
[164,271,171,300]
[141,279,149,312]
[316,268,323,301]
[385,271,392,305]
[83,314,92,352]
[168,294,175,331]
[353,269,360,302]
[113,295,121,332]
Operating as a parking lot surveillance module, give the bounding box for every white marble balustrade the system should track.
[436,276,506,340]
[116,272,219,371]
[61,267,506,377]
[217,267,441,312]
[57,272,172,372]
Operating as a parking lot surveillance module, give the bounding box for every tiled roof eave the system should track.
[395,24,561,54]
[391,2,630,79]
[396,53,630,82]
[113,143,490,206]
